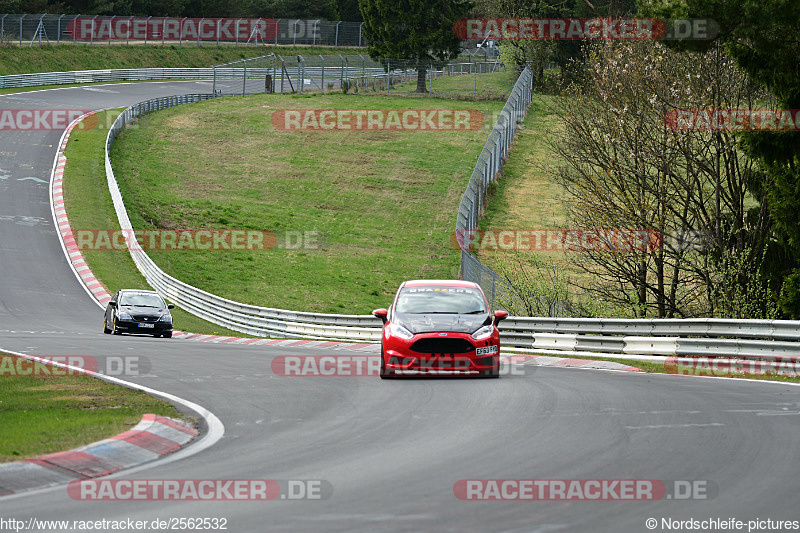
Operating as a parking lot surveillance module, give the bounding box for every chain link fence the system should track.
[455,67,534,308]
[0,14,366,47]
[211,51,506,99]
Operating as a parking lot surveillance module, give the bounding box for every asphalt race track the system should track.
[1,81,799,533]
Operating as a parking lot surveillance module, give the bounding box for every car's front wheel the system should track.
[103,317,111,334]
[111,318,122,335]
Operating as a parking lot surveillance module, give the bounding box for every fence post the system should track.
[358,22,364,46]
[297,55,303,94]
[216,19,220,46]
[144,16,150,45]
[197,17,202,46]
[334,21,341,47]
[274,19,280,45]
[293,20,299,46]
[57,14,64,44]
[179,17,186,46]
[312,20,318,46]
[19,14,23,46]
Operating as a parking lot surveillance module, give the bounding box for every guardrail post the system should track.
[242,59,247,96]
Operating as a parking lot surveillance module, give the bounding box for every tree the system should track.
[644,0,800,317]
[358,0,471,92]
[551,41,775,317]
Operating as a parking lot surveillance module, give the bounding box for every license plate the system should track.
[476,345,498,356]
[138,323,155,328]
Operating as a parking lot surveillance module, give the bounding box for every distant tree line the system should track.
[0,0,364,21]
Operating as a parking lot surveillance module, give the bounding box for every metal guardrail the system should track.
[0,67,272,89]
[104,93,384,340]
[95,76,800,355]
[455,67,534,306]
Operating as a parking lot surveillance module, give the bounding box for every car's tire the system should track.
[112,318,122,335]
[480,357,500,378]
[161,332,172,338]
[103,318,111,334]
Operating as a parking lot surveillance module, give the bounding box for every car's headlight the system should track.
[158,314,172,323]
[118,311,132,320]
[471,325,494,341]
[388,323,414,340]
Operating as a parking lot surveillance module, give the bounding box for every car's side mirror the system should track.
[167,304,175,309]
[494,310,509,322]
[109,301,117,308]
[372,308,388,324]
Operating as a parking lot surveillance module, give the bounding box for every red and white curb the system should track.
[0,414,197,496]
[509,353,640,372]
[50,111,113,308]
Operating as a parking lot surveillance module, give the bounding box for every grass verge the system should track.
[63,109,244,336]
[109,92,505,314]
[0,44,360,75]
[0,353,187,463]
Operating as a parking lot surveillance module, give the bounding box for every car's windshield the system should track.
[119,293,166,308]
[394,287,487,314]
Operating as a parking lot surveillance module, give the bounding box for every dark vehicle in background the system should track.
[104,289,174,338]
[372,280,508,378]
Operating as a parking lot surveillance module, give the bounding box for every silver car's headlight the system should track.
[388,323,414,340]
[471,325,494,341]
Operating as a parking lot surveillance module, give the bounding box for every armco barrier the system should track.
[94,83,800,354]
[0,68,272,89]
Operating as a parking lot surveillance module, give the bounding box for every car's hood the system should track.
[121,306,168,318]
[394,312,490,334]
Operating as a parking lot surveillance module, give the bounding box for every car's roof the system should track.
[119,289,160,295]
[401,279,480,289]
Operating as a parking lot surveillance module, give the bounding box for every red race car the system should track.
[372,280,508,378]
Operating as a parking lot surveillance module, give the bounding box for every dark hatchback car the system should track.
[372,280,508,378]
[104,289,174,338]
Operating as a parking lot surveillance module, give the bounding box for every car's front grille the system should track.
[409,337,475,354]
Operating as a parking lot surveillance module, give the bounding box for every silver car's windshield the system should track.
[395,287,487,314]
[119,293,166,308]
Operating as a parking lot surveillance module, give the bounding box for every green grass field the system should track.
[0,44,358,75]
[109,92,505,314]
[0,353,187,463]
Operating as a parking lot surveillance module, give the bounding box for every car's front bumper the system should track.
[382,330,500,376]
[115,319,172,335]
